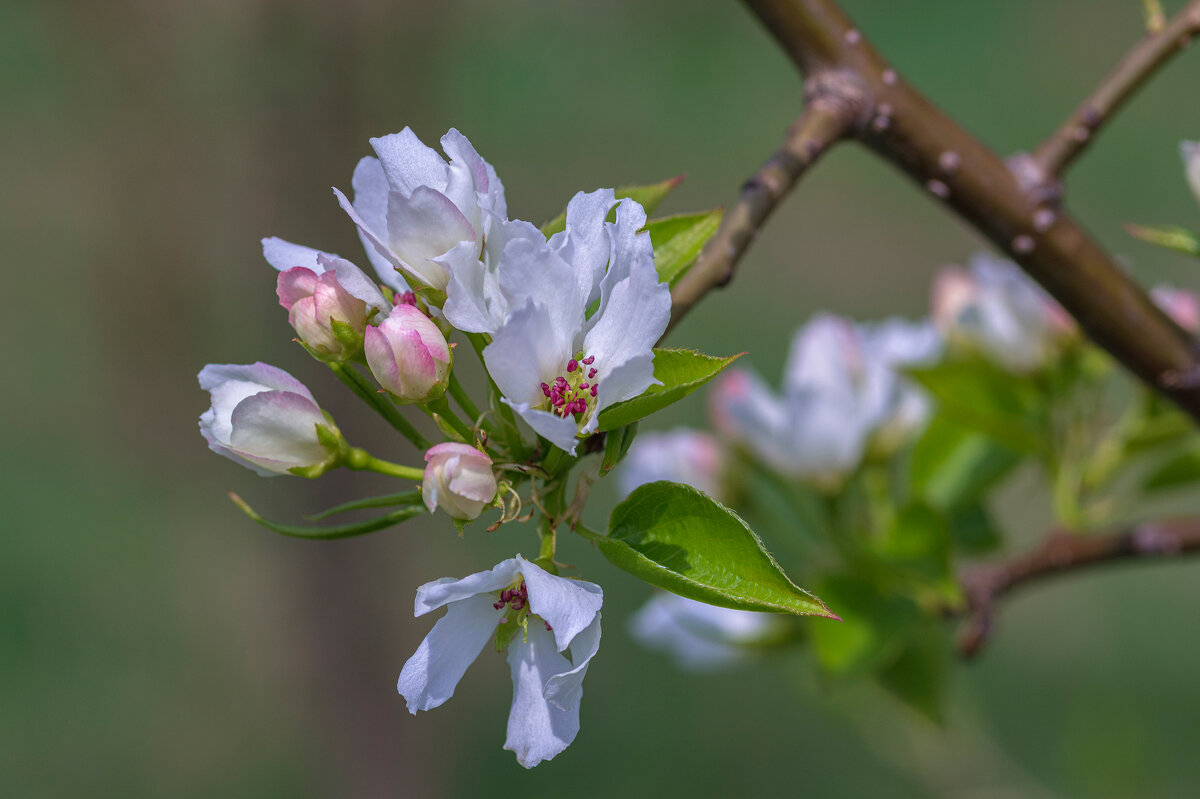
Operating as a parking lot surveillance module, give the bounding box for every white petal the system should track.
[351,157,409,292]
[589,353,656,434]
[1182,140,1200,206]
[318,254,389,317]
[504,401,582,455]
[504,624,579,768]
[549,189,618,305]
[397,593,504,713]
[370,128,448,195]
[439,128,487,235]
[543,613,601,713]
[497,238,584,343]
[442,128,506,216]
[333,186,416,287]
[582,264,669,377]
[261,237,338,273]
[198,362,316,403]
[517,556,603,652]
[227,390,330,469]
[439,241,494,334]
[783,313,859,399]
[485,301,574,407]
[413,559,523,616]
[590,198,655,326]
[385,185,476,288]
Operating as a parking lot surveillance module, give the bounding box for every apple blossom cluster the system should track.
[196,127,789,768]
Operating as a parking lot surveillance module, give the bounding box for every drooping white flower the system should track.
[333,128,507,293]
[629,593,784,671]
[1182,141,1200,207]
[711,313,940,489]
[262,236,395,308]
[198,362,340,476]
[618,429,726,502]
[397,556,603,768]
[440,191,670,454]
[931,252,1075,374]
[422,443,497,520]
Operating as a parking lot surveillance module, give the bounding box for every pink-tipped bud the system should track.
[365,304,452,403]
[422,443,498,521]
[277,267,370,361]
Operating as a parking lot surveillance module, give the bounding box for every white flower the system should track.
[441,191,670,454]
[931,252,1074,374]
[618,429,725,502]
[333,128,507,293]
[397,556,603,768]
[198,362,339,476]
[1182,141,1200,207]
[711,313,940,489]
[629,593,784,671]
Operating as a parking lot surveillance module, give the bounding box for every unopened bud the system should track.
[422,443,497,520]
[365,304,452,403]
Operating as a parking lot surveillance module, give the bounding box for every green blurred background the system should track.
[5,0,1200,796]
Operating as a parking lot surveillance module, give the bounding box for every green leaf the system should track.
[597,349,743,432]
[229,492,425,539]
[872,502,951,583]
[646,208,723,286]
[1142,447,1200,492]
[1126,223,1200,257]
[947,503,1003,555]
[307,490,424,521]
[906,361,1047,455]
[540,175,685,237]
[909,415,1022,512]
[876,624,948,723]
[601,481,835,617]
[808,576,918,676]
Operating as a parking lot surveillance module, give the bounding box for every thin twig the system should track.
[668,97,857,331]
[1033,0,1200,179]
[956,520,1200,658]
[735,0,1200,424]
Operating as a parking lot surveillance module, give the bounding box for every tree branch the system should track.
[732,0,1200,423]
[668,93,858,331]
[1032,0,1200,180]
[956,520,1200,658]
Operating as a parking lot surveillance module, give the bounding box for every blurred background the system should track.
[5,0,1200,796]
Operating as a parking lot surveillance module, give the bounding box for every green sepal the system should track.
[429,411,467,443]
[646,208,723,286]
[597,349,743,432]
[286,421,346,478]
[600,481,836,618]
[540,175,685,238]
[307,490,424,521]
[600,422,639,477]
[229,492,425,539]
[1126,223,1200,257]
[495,614,527,652]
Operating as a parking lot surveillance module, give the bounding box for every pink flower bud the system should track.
[422,443,497,520]
[1153,285,1200,332]
[277,266,369,360]
[365,304,452,402]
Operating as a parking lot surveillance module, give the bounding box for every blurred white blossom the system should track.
[618,429,725,501]
[629,593,784,671]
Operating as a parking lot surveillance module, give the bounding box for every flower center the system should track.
[540,354,599,419]
[493,580,553,634]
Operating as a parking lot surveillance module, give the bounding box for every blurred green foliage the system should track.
[5,0,1200,796]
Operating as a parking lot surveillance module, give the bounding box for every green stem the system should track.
[571,522,606,544]
[345,447,424,482]
[426,395,475,443]
[448,371,483,426]
[328,363,432,450]
[538,515,557,561]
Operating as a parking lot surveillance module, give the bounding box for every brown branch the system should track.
[956,520,1200,658]
[1032,1,1200,180]
[668,92,859,331]
[727,0,1200,423]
